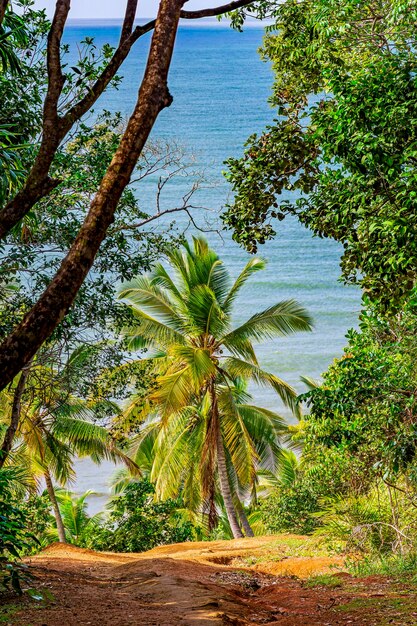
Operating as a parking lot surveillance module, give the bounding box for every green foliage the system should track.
[51,491,103,545]
[347,552,417,580]
[0,468,36,594]
[302,307,417,480]
[0,344,138,488]
[0,114,183,349]
[119,237,311,534]
[86,479,195,553]
[0,9,28,75]
[19,493,54,554]
[314,488,404,554]
[273,304,417,554]
[257,446,358,535]
[260,478,320,535]
[223,0,417,310]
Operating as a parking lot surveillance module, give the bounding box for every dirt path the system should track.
[3,537,417,625]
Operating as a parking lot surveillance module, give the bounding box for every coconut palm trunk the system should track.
[44,468,67,543]
[236,499,254,537]
[216,429,243,538]
[0,364,30,469]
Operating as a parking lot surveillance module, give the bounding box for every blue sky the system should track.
[32,0,212,19]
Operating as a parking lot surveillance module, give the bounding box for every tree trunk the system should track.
[215,428,244,539]
[0,365,30,469]
[44,469,67,544]
[0,0,9,26]
[0,0,253,239]
[0,0,183,392]
[0,0,258,391]
[236,499,254,537]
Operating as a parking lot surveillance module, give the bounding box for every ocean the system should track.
[64,19,360,510]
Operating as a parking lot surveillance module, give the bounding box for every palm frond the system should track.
[184,284,228,337]
[169,345,216,389]
[151,366,194,418]
[236,404,286,471]
[222,300,313,346]
[118,275,185,330]
[123,309,186,350]
[300,375,321,390]
[223,257,266,313]
[223,356,300,416]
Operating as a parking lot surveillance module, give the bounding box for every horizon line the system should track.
[66,16,265,22]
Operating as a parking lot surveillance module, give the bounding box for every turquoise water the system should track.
[65,20,360,508]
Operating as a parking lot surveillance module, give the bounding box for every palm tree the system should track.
[1,346,138,543]
[119,237,313,538]
[128,381,286,536]
[45,490,104,545]
[257,449,301,494]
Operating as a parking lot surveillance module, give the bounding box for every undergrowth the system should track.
[346,552,417,581]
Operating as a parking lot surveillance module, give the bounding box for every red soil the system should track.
[3,536,417,625]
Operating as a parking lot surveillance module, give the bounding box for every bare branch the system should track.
[112,205,198,231]
[180,0,256,19]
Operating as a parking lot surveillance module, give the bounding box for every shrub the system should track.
[0,468,37,594]
[85,478,195,553]
[260,481,320,535]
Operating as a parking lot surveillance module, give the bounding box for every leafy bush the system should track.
[19,493,55,554]
[0,468,37,594]
[260,481,320,535]
[84,479,195,553]
[258,448,355,536]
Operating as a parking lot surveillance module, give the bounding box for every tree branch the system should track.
[62,19,156,128]
[0,0,71,239]
[0,0,257,240]
[45,0,70,127]
[180,0,256,19]
[0,0,184,389]
[0,10,155,240]
[120,0,139,42]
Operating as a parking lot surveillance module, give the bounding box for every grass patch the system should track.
[0,603,21,624]
[337,595,417,622]
[304,573,343,589]
[347,552,417,581]
[229,535,345,568]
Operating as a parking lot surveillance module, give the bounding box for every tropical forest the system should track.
[1,0,417,624]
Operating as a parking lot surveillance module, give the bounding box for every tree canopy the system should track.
[223,0,417,311]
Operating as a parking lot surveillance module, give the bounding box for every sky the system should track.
[32,0,213,19]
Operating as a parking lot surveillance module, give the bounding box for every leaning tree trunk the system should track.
[0,0,183,391]
[236,499,254,537]
[215,428,244,539]
[44,469,66,544]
